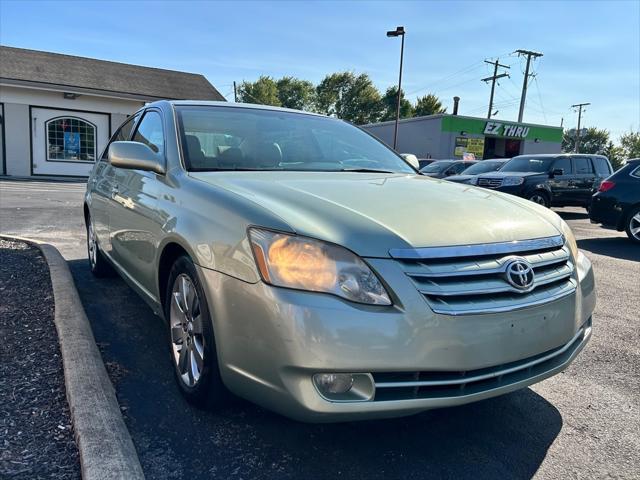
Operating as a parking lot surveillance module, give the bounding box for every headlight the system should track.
[559,220,579,259]
[248,228,392,305]
[469,177,479,185]
[502,176,524,186]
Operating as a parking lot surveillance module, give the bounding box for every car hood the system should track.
[479,171,545,178]
[444,174,474,183]
[189,171,562,257]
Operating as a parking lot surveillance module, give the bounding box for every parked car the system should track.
[418,158,436,169]
[445,158,509,184]
[589,158,640,243]
[420,159,477,178]
[85,101,594,422]
[471,154,613,208]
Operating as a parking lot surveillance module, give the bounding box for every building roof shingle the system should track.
[0,46,225,101]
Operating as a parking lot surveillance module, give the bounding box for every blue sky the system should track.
[1,0,638,138]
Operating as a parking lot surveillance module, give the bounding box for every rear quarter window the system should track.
[592,157,612,175]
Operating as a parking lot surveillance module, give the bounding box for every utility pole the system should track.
[571,102,590,153]
[482,59,510,119]
[515,49,543,122]
[233,81,237,102]
[386,26,406,150]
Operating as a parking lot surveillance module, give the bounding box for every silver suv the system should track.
[84,101,595,422]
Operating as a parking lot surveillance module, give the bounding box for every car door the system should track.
[89,113,140,256]
[108,109,165,295]
[571,156,597,205]
[547,157,573,206]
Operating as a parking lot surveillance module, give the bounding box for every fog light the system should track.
[314,373,354,394]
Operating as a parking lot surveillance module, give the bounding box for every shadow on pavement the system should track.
[67,258,562,480]
[578,237,639,262]
[556,210,589,221]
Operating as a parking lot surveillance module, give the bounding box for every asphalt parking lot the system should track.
[1,178,638,479]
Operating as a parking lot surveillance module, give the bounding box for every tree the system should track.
[562,127,610,154]
[316,72,384,124]
[380,86,413,121]
[603,141,625,171]
[276,77,316,111]
[619,131,640,160]
[237,76,280,106]
[414,94,447,117]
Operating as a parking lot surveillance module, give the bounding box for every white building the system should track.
[0,46,224,178]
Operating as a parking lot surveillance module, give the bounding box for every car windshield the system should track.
[501,156,554,173]
[461,160,505,175]
[175,106,415,173]
[420,161,454,173]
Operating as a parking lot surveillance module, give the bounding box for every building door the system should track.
[0,103,5,175]
[31,107,110,177]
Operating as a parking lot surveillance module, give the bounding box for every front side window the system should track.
[102,113,140,160]
[574,157,594,174]
[176,106,414,173]
[46,117,96,162]
[552,157,572,174]
[133,111,164,154]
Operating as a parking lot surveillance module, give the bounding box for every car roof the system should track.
[151,99,328,117]
[514,153,607,159]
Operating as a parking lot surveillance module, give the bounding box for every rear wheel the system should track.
[165,256,228,408]
[527,191,550,208]
[625,206,640,244]
[86,215,113,277]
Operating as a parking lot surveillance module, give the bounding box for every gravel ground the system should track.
[0,239,80,480]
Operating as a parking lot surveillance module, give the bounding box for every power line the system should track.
[533,76,547,123]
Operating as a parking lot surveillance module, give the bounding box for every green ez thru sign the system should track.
[484,121,530,138]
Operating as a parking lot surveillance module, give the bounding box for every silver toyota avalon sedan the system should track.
[84,101,595,422]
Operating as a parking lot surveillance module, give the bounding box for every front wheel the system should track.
[527,191,550,208]
[86,215,113,277]
[165,256,228,408]
[625,206,640,244]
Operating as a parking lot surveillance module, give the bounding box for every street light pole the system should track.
[387,26,405,150]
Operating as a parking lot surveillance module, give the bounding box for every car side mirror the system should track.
[400,153,420,171]
[550,168,564,177]
[109,141,166,174]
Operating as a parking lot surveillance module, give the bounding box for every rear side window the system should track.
[133,111,165,154]
[552,157,572,174]
[592,157,612,175]
[573,157,594,174]
[631,165,640,178]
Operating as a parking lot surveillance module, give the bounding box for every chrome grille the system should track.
[477,177,503,188]
[394,235,576,315]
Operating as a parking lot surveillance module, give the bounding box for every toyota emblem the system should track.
[505,259,535,290]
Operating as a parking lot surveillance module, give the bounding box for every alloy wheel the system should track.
[529,194,548,207]
[170,274,205,387]
[87,220,97,268]
[630,212,640,241]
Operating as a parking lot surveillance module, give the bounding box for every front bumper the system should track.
[197,251,595,422]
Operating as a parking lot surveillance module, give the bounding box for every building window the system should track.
[46,117,96,162]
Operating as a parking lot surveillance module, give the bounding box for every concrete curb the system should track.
[1,235,145,480]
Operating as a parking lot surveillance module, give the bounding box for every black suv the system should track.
[472,154,613,208]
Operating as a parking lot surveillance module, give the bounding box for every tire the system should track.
[625,206,640,244]
[527,191,550,208]
[86,215,113,277]
[164,255,228,408]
